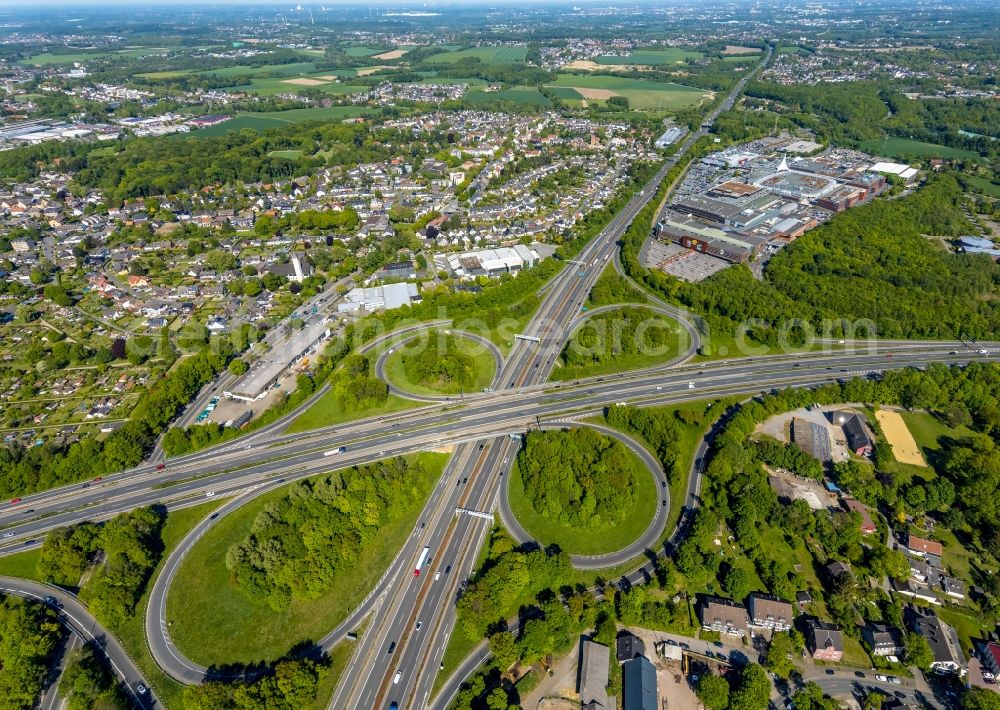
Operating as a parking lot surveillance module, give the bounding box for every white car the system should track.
[206,491,215,498]
[875,674,888,682]
[888,677,901,685]
[393,670,402,684]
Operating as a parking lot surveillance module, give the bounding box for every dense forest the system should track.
[225,456,430,611]
[0,595,63,710]
[516,428,640,530]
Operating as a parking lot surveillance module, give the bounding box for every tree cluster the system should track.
[182,659,321,710]
[225,457,427,610]
[0,594,63,710]
[516,428,640,530]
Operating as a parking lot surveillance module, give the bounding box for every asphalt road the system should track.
[0,576,157,709]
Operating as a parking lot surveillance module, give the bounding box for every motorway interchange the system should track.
[0,45,977,710]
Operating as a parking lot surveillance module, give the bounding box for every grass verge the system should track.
[165,453,447,667]
[286,392,421,433]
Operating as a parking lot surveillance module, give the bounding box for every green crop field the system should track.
[465,86,551,107]
[859,136,981,160]
[19,47,172,65]
[594,48,702,65]
[191,107,374,137]
[200,61,320,78]
[344,45,389,57]
[547,74,709,110]
[547,86,585,100]
[165,452,447,666]
[426,45,528,65]
[506,445,658,555]
[137,70,194,79]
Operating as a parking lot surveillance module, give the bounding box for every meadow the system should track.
[425,45,528,65]
[859,136,981,160]
[547,74,709,110]
[191,107,374,137]
[464,86,551,108]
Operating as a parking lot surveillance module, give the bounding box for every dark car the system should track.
[855,671,865,678]
[387,641,396,655]
[155,464,166,471]
[825,669,835,675]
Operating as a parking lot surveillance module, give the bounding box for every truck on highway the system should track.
[323,446,347,457]
[414,546,430,576]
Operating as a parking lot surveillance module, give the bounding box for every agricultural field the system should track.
[593,48,702,65]
[859,136,981,160]
[425,45,528,65]
[190,107,375,137]
[222,75,367,97]
[198,61,321,78]
[136,70,193,79]
[18,47,173,65]
[464,86,551,108]
[547,74,710,110]
[344,45,390,57]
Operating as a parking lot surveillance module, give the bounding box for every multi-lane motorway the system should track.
[0,43,974,710]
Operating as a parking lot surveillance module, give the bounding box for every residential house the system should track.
[700,596,749,637]
[862,623,905,657]
[616,630,645,663]
[905,534,943,558]
[940,575,966,600]
[578,639,611,710]
[747,594,794,632]
[842,498,877,535]
[911,611,965,674]
[834,411,874,455]
[805,620,844,662]
[622,655,657,710]
[982,642,1000,676]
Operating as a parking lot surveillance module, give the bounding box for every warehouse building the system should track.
[441,244,540,279]
[338,283,421,313]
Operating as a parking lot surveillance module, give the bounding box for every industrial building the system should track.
[338,282,421,313]
[621,656,657,710]
[225,318,332,402]
[654,125,685,148]
[649,142,894,275]
[440,244,540,279]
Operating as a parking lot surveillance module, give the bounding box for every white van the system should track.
[393,670,402,685]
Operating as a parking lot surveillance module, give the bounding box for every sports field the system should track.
[593,48,702,65]
[191,107,373,137]
[875,409,927,467]
[547,74,709,110]
[427,45,528,65]
[859,136,981,161]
